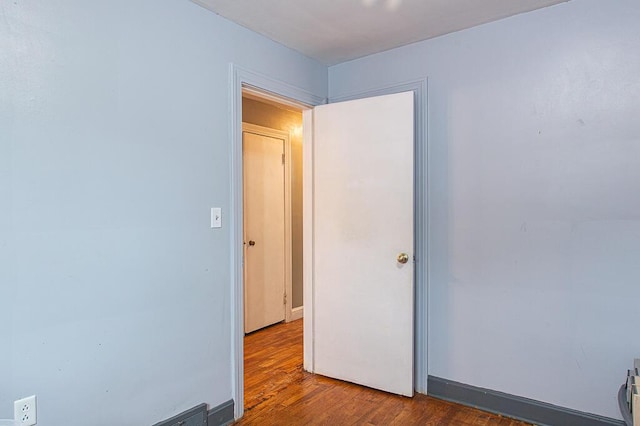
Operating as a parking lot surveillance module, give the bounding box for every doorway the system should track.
[241,90,306,410]
[242,92,305,328]
[230,65,428,421]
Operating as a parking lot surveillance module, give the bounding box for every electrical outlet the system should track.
[14,395,37,426]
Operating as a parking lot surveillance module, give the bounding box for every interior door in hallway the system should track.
[311,91,415,396]
[243,129,286,333]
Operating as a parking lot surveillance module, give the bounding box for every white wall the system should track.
[0,1,326,425]
[330,0,640,419]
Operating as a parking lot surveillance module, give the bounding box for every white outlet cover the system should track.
[14,395,36,426]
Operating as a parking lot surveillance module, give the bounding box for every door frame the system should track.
[242,122,293,325]
[229,64,428,420]
[230,64,324,420]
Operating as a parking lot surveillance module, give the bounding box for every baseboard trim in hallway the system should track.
[290,306,303,321]
[427,376,623,426]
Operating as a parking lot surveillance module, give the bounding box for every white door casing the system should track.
[243,128,287,333]
[309,91,415,396]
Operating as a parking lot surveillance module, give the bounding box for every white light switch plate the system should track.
[211,207,222,228]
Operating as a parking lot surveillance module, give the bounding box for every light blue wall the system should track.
[0,1,326,425]
[4,0,640,422]
[330,0,640,419]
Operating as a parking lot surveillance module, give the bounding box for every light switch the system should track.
[211,207,222,228]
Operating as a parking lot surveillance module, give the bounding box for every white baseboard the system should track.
[290,306,303,321]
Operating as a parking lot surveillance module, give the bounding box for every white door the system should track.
[243,130,286,334]
[311,91,414,396]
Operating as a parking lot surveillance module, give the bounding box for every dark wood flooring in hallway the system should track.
[235,319,530,425]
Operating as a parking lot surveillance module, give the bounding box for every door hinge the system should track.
[281,153,285,165]
[283,293,287,305]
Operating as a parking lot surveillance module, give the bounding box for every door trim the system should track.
[322,79,429,394]
[229,64,325,420]
[242,123,293,324]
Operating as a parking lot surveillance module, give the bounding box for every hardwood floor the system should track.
[235,319,531,426]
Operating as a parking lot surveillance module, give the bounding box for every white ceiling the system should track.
[191,0,569,65]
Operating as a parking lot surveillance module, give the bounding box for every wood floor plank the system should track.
[236,319,531,425]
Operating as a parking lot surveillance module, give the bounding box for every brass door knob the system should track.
[248,240,256,246]
[397,253,409,264]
